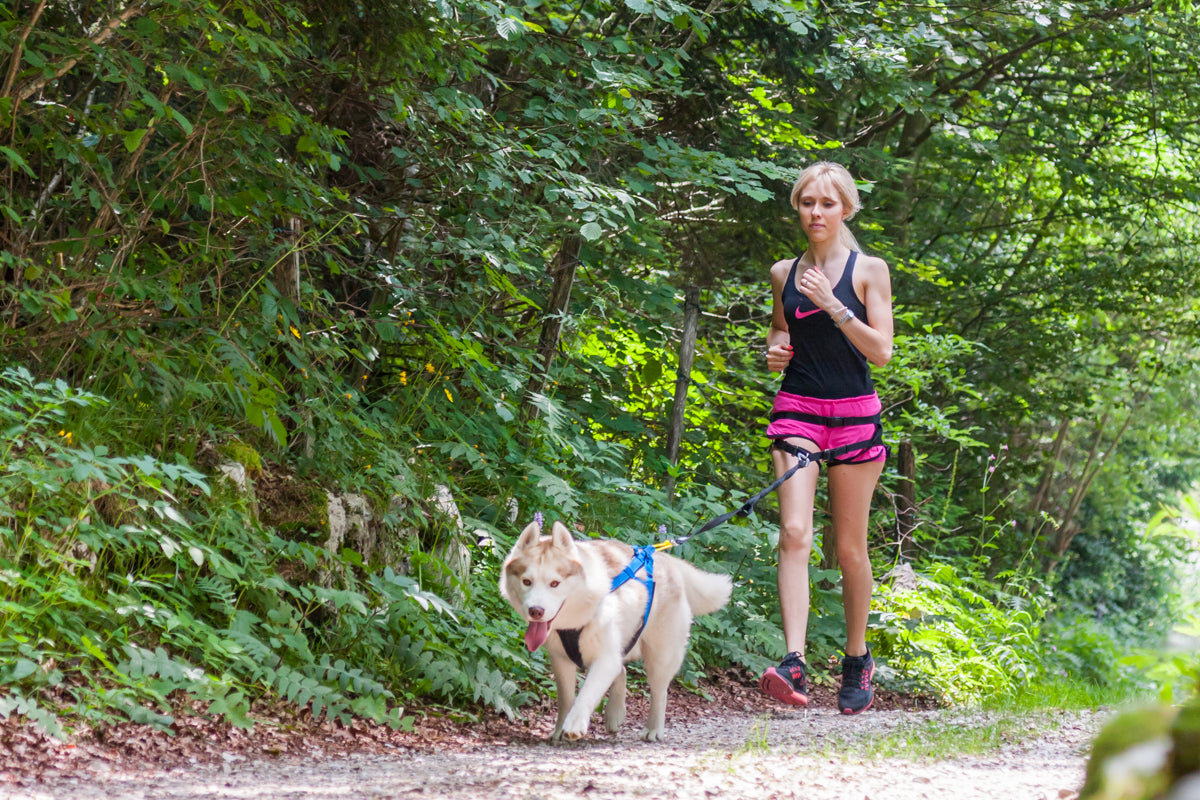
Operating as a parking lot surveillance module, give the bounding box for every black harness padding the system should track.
[555,620,648,672]
[557,628,586,670]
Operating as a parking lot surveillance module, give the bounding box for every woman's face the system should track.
[796,177,847,244]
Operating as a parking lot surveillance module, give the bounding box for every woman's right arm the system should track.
[766,259,793,373]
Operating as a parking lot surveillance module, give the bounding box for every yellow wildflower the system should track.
[444,388,453,402]
[425,362,435,373]
[290,326,301,339]
[399,371,407,386]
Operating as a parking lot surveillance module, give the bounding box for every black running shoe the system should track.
[759,651,809,706]
[838,650,875,715]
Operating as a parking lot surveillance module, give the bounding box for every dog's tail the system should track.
[674,557,733,616]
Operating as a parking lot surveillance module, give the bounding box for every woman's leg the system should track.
[772,440,821,656]
[827,458,885,657]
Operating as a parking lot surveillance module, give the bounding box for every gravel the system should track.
[3,706,1103,800]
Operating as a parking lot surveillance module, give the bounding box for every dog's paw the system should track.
[561,722,589,740]
[639,726,665,743]
[560,710,590,741]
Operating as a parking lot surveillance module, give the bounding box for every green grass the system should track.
[740,715,772,754]
[984,676,1155,714]
[810,675,1137,761]
[824,713,1034,759]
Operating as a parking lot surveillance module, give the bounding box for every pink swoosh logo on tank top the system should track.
[795,308,822,319]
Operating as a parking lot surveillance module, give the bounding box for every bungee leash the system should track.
[651,429,883,552]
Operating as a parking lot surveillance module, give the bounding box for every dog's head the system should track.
[499,520,585,652]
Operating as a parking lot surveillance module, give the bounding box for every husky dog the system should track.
[499,520,732,742]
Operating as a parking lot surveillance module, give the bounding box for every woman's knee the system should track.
[836,540,870,572]
[779,521,814,556]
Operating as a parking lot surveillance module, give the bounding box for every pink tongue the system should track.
[524,620,550,652]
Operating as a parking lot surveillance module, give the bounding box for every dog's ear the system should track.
[515,520,542,550]
[550,521,575,549]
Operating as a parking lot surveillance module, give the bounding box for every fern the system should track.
[469,662,524,720]
[195,575,238,616]
[119,645,205,685]
[0,692,64,739]
[204,685,254,729]
[268,664,350,724]
[317,655,393,701]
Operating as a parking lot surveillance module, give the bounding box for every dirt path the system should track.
[3,705,1102,800]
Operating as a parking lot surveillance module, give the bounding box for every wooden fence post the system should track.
[665,286,700,500]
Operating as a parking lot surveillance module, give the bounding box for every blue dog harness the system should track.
[556,545,656,670]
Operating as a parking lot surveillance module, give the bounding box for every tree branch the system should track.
[14,1,152,104]
[850,1,1154,150]
[1,0,47,99]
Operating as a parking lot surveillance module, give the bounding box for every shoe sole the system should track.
[759,669,809,706]
[838,695,874,715]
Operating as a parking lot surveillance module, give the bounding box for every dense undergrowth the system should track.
[1,364,1195,740]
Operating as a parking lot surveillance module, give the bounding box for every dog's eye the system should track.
[550,580,560,588]
[522,578,532,586]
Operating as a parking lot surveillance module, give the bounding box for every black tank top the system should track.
[779,251,874,399]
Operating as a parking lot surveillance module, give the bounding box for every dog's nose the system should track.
[528,606,544,620]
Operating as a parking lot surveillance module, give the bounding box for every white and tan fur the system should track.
[499,520,732,742]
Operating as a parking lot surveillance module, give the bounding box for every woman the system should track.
[758,161,894,715]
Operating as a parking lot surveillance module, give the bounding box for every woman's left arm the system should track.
[843,256,893,367]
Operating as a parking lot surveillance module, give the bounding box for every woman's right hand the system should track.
[766,344,792,373]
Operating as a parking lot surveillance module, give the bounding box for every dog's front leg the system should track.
[548,653,577,742]
[559,653,623,741]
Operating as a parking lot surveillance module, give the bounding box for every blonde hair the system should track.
[789,161,864,254]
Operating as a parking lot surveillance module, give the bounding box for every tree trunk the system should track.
[1040,362,1161,572]
[664,286,700,500]
[820,518,838,575]
[896,440,917,561]
[1044,407,1140,572]
[521,234,582,421]
[274,216,302,307]
[1028,417,1070,537]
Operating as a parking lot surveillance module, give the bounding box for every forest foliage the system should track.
[2,0,1199,734]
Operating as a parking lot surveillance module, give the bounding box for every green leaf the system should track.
[123,129,148,153]
[495,17,523,40]
[5,659,39,682]
[0,146,35,177]
[207,87,229,112]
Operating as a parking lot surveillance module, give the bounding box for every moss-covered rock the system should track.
[1082,704,1175,800]
[1170,694,1200,781]
[1081,688,1200,800]
[216,439,263,477]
